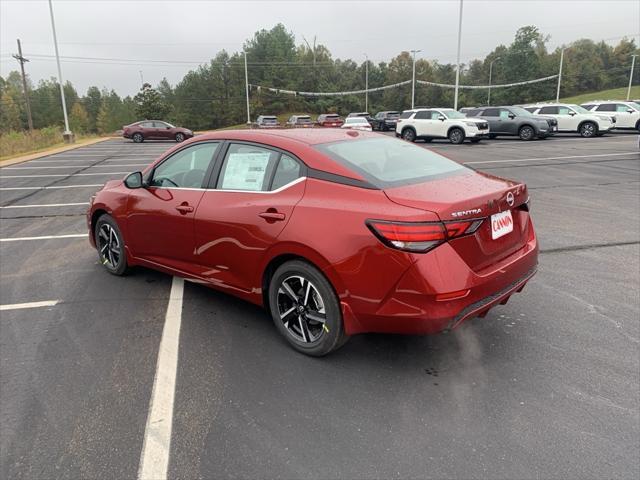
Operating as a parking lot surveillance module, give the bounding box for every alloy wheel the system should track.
[176,133,185,142]
[581,122,596,137]
[449,129,464,144]
[97,223,121,269]
[277,275,327,343]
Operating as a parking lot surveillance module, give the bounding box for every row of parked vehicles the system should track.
[254,111,401,132]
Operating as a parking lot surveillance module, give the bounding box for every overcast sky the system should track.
[1,0,638,97]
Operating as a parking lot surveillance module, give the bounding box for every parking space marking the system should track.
[465,151,639,164]
[0,234,87,242]
[0,185,103,191]
[0,300,59,311]
[0,172,129,178]
[138,276,184,480]
[0,202,89,209]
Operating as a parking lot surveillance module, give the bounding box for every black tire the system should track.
[268,260,348,356]
[635,120,640,132]
[132,132,144,143]
[175,132,185,142]
[94,214,129,276]
[448,127,465,144]
[518,125,535,141]
[381,123,388,132]
[579,121,597,138]
[402,128,416,142]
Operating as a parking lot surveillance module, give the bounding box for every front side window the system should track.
[151,142,219,188]
[441,109,466,119]
[216,143,280,192]
[315,137,466,188]
[499,109,512,119]
[558,106,572,115]
[616,104,636,112]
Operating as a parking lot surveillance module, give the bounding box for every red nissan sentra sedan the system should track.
[88,129,538,356]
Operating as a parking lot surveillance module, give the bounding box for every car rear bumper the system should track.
[343,218,538,335]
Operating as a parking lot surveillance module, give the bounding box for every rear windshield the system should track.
[314,137,467,188]
[297,117,312,123]
[325,114,340,119]
[386,112,400,117]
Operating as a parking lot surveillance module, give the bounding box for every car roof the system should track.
[580,100,633,104]
[164,129,384,182]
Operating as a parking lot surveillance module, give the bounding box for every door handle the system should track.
[175,204,194,214]
[259,211,286,221]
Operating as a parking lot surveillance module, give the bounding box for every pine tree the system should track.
[133,84,170,120]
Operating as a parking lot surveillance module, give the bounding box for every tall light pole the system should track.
[453,0,464,110]
[556,47,568,103]
[410,49,421,109]
[487,56,501,106]
[243,51,250,124]
[48,0,73,142]
[627,54,638,100]
[364,54,369,112]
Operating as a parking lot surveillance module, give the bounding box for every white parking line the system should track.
[138,276,184,480]
[0,172,129,178]
[0,300,59,311]
[3,165,148,169]
[0,185,102,191]
[0,202,88,209]
[0,234,87,242]
[465,151,640,164]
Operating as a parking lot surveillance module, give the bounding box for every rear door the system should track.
[192,142,306,292]
[412,110,433,136]
[482,108,502,133]
[126,141,221,271]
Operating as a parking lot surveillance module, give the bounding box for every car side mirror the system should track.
[568,111,576,116]
[628,108,634,113]
[438,115,446,121]
[124,171,144,189]
[508,113,515,119]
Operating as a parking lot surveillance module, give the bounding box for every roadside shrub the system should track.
[0,127,63,158]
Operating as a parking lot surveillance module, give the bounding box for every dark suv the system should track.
[372,111,400,131]
[465,106,557,140]
[317,114,344,127]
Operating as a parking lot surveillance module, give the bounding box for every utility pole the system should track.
[139,70,144,88]
[12,39,34,132]
[453,0,464,110]
[410,49,421,109]
[627,54,638,100]
[556,47,567,103]
[364,54,369,112]
[243,51,250,124]
[487,56,500,106]
[48,0,73,142]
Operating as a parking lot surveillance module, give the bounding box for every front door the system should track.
[193,142,306,294]
[126,141,220,272]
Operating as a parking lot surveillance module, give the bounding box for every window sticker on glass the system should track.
[221,152,271,190]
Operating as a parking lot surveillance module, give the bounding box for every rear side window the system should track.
[539,106,558,114]
[582,104,595,110]
[399,111,414,119]
[484,108,500,117]
[217,143,280,192]
[524,107,537,113]
[465,109,481,116]
[315,137,466,188]
[271,155,302,190]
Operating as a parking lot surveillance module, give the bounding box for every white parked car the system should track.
[580,100,640,131]
[522,103,614,137]
[341,117,372,131]
[395,108,489,144]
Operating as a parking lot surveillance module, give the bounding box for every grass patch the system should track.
[561,86,640,104]
[0,127,101,161]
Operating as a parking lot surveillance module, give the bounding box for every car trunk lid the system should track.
[383,171,531,272]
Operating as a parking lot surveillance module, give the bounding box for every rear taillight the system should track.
[366,218,483,253]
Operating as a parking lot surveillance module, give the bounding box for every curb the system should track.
[0,137,114,168]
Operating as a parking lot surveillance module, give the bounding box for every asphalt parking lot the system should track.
[1,132,639,479]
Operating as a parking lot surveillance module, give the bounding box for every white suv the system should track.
[580,100,640,131]
[522,103,614,137]
[395,108,490,144]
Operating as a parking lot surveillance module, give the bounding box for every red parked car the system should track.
[123,120,194,143]
[317,113,344,127]
[88,129,538,356]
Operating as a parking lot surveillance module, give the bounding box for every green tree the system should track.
[134,84,170,120]
[0,91,22,131]
[84,86,102,133]
[69,101,90,133]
